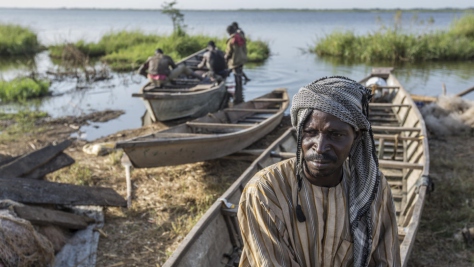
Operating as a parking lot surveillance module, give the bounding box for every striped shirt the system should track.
[238,158,400,267]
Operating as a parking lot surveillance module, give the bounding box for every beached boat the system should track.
[116,88,289,168]
[132,49,228,122]
[163,68,430,267]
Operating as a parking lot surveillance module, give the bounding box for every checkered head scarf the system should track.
[290,76,380,267]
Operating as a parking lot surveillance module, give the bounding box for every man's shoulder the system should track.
[246,158,296,189]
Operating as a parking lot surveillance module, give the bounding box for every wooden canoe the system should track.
[116,88,289,168]
[163,68,430,267]
[132,49,228,122]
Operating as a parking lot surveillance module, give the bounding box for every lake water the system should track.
[1,8,473,140]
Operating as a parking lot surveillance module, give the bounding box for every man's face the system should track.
[301,109,358,186]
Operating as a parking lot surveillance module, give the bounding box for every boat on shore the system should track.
[163,68,430,267]
[116,88,289,168]
[132,49,228,122]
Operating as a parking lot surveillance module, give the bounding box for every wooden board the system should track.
[0,140,72,178]
[14,204,92,229]
[21,152,75,179]
[0,177,126,207]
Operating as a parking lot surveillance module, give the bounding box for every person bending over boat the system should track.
[138,48,202,87]
[238,76,401,267]
[197,40,228,82]
[225,24,248,104]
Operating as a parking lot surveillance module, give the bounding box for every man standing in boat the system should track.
[238,76,401,267]
[231,21,251,84]
[138,48,202,87]
[197,40,228,82]
[225,24,248,104]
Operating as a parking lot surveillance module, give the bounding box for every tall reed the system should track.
[311,13,474,62]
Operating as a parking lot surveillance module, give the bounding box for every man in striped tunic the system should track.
[238,76,400,267]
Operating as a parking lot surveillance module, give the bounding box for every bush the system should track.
[0,24,40,56]
[49,30,271,71]
[311,13,474,62]
[0,78,50,102]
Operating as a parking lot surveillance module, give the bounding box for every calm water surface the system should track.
[1,9,473,140]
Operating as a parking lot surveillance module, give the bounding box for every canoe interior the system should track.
[130,89,288,142]
[164,70,429,267]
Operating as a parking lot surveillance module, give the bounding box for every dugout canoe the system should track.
[163,68,430,267]
[116,88,289,168]
[132,49,228,122]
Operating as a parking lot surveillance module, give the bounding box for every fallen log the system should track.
[0,140,72,178]
[0,177,126,207]
[13,205,93,230]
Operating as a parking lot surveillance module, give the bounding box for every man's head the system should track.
[155,48,163,54]
[231,22,239,29]
[226,25,236,35]
[207,40,216,50]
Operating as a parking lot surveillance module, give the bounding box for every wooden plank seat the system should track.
[251,98,288,102]
[185,122,255,129]
[224,108,280,113]
[369,103,412,108]
[372,126,421,133]
[378,160,424,170]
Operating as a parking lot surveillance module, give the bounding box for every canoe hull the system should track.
[142,81,227,122]
[121,112,283,168]
[117,88,289,168]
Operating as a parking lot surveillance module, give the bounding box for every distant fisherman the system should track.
[225,24,248,104]
[238,76,401,267]
[231,22,251,84]
[197,40,228,82]
[138,48,202,88]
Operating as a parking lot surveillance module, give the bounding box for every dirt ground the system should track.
[1,110,473,267]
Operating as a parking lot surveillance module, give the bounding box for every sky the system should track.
[0,0,472,10]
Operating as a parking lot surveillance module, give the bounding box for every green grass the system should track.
[0,110,48,142]
[0,24,41,56]
[0,77,50,102]
[49,30,271,71]
[311,13,474,62]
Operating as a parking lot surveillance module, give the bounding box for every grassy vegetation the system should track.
[49,30,271,71]
[408,136,474,266]
[311,13,474,62]
[0,110,48,142]
[0,77,50,102]
[0,24,41,56]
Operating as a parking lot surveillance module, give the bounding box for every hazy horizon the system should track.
[0,0,472,10]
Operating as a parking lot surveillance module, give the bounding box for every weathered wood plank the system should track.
[186,122,255,129]
[13,205,92,229]
[0,177,126,207]
[21,152,75,179]
[0,140,72,178]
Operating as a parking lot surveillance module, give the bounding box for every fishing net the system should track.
[0,209,55,267]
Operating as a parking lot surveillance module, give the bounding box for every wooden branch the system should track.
[13,205,92,229]
[456,85,474,97]
[0,177,126,207]
[0,140,72,178]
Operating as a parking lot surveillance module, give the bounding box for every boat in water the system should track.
[132,49,228,122]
